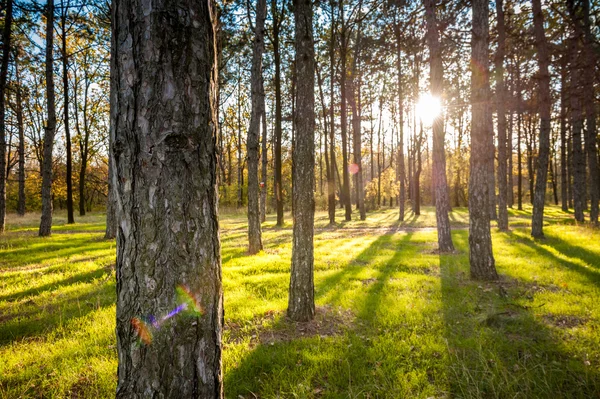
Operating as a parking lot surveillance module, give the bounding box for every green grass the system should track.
[1,206,599,398]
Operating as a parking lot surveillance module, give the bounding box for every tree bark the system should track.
[339,0,351,221]
[469,0,497,280]
[247,0,266,254]
[530,0,552,238]
[424,0,454,251]
[495,0,508,231]
[0,0,12,232]
[14,46,25,216]
[61,7,75,224]
[560,50,568,212]
[113,1,223,396]
[327,0,336,225]
[40,0,56,237]
[288,0,315,322]
[272,0,284,226]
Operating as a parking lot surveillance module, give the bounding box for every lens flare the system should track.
[176,285,204,316]
[348,163,360,175]
[131,317,153,345]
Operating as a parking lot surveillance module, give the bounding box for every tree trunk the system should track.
[339,2,351,221]
[328,1,336,225]
[15,47,25,216]
[271,0,284,226]
[395,19,406,222]
[424,0,454,251]
[288,0,315,322]
[349,11,365,220]
[61,10,75,224]
[260,79,268,223]
[469,0,497,280]
[581,0,599,223]
[0,0,12,232]
[495,0,508,230]
[560,50,568,212]
[568,36,586,222]
[40,0,56,237]
[530,0,552,238]
[113,1,223,396]
[247,0,266,254]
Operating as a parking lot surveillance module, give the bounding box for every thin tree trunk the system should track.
[271,0,284,226]
[260,79,268,223]
[288,0,315,322]
[113,1,223,396]
[40,0,56,237]
[247,0,266,254]
[469,0,497,280]
[328,1,336,225]
[0,0,12,232]
[15,48,25,216]
[569,35,586,222]
[424,0,454,251]
[61,8,75,224]
[339,0,351,221]
[560,50,568,211]
[531,0,552,238]
[396,27,405,221]
[495,0,508,230]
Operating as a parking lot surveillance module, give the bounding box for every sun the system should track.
[415,93,442,126]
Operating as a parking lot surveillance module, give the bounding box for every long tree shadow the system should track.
[224,232,419,397]
[0,278,115,346]
[440,230,600,398]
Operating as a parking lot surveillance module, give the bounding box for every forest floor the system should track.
[1,205,599,398]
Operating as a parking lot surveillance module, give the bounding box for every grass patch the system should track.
[1,207,599,398]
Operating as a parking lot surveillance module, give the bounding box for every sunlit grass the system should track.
[1,206,599,398]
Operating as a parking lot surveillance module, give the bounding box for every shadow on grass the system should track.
[440,231,600,398]
[224,233,415,397]
[0,279,115,346]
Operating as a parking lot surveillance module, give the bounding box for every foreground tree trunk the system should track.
[0,0,12,232]
[530,0,552,238]
[40,0,56,237]
[469,0,497,280]
[61,8,75,224]
[424,0,454,252]
[247,0,266,254]
[495,0,508,231]
[113,1,223,396]
[288,0,315,322]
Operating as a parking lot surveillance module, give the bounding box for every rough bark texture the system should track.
[272,0,284,226]
[288,0,315,322]
[113,1,223,396]
[247,0,266,254]
[424,0,454,252]
[0,0,12,232]
[495,0,508,231]
[469,0,497,280]
[39,0,56,237]
[530,0,552,238]
[61,10,75,224]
